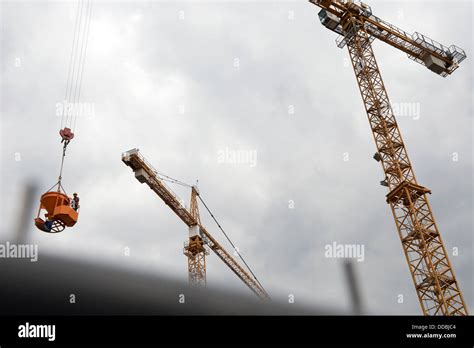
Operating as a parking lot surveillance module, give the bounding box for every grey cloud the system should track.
[1,0,472,314]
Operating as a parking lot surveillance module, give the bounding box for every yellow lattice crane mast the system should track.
[309,0,468,315]
[122,149,269,299]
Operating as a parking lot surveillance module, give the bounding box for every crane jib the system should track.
[122,149,269,299]
[310,0,466,77]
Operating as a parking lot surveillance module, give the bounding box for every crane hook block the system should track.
[59,127,75,142]
[34,191,79,233]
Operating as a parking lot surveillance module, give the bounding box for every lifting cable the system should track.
[72,0,94,132]
[57,0,94,188]
[197,194,267,292]
[155,172,266,292]
[61,0,81,130]
[157,172,192,188]
[58,144,68,186]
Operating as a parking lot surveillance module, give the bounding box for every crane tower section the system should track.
[309,0,468,315]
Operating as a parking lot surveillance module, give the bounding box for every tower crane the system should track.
[309,0,468,315]
[122,149,269,299]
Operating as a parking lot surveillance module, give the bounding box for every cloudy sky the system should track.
[1,0,472,314]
